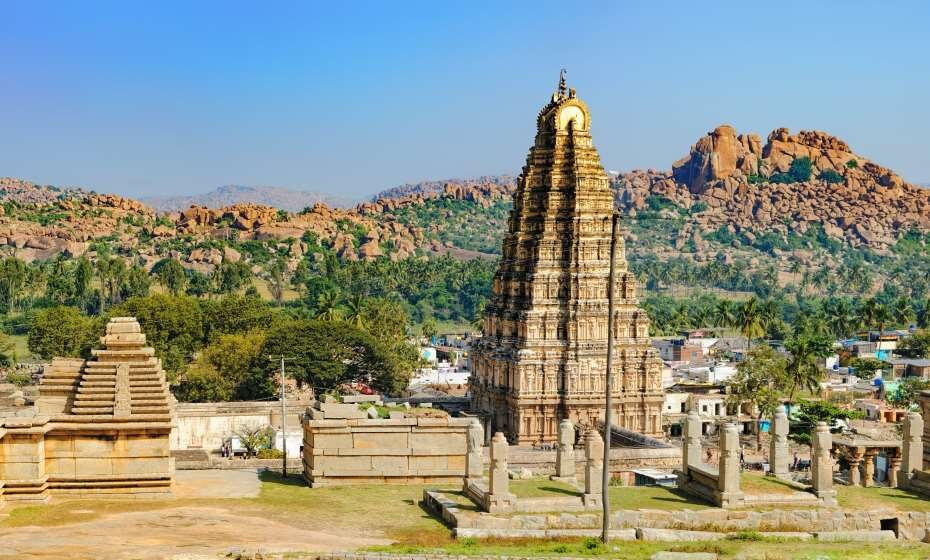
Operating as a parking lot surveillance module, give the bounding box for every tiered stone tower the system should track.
[0,317,175,502]
[470,76,664,445]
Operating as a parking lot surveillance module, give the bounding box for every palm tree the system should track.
[314,288,343,322]
[736,297,766,347]
[713,300,735,331]
[784,330,831,403]
[344,294,368,329]
[892,296,914,328]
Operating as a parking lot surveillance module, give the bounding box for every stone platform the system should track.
[0,317,175,504]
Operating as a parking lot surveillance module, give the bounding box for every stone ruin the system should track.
[676,404,836,508]
[0,317,175,503]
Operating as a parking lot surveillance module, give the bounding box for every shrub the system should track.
[747,173,766,184]
[4,371,32,387]
[771,157,813,184]
[818,169,844,184]
[256,447,284,459]
[846,159,859,168]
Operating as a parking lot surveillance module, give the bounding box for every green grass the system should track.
[740,473,804,495]
[507,477,709,511]
[609,485,710,510]
[371,537,930,559]
[836,484,930,513]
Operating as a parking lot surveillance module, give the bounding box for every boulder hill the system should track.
[0,124,926,267]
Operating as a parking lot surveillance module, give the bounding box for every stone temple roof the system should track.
[38,317,173,421]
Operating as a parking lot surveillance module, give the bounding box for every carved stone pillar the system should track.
[484,432,516,512]
[582,429,604,507]
[769,405,789,479]
[683,410,702,472]
[848,447,863,486]
[900,411,924,488]
[717,423,744,508]
[888,449,902,489]
[552,419,576,482]
[863,449,876,488]
[464,418,484,483]
[811,422,837,506]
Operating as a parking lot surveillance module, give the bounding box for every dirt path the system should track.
[0,505,388,559]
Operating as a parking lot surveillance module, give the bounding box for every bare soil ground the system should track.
[0,470,389,560]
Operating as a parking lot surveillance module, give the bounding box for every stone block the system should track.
[637,528,722,542]
[353,431,408,450]
[814,530,896,542]
[311,433,354,449]
[370,455,409,473]
[74,457,115,476]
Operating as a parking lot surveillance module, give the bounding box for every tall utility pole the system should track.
[280,356,287,478]
[601,211,619,543]
[268,356,293,478]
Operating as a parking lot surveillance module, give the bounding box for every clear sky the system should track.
[2,1,928,199]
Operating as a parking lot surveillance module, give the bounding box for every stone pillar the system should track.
[551,419,576,482]
[900,411,924,488]
[717,423,744,508]
[848,447,863,486]
[582,429,604,507]
[863,449,876,487]
[484,432,515,512]
[769,405,790,479]
[464,418,484,483]
[811,421,837,506]
[682,410,702,472]
[889,450,902,489]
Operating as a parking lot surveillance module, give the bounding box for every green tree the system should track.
[421,317,438,342]
[887,377,930,409]
[155,258,187,296]
[201,294,277,341]
[897,329,930,359]
[735,297,766,346]
[175,330,270,402]
[28,306,100,359]
[784,322,833,403]
[112,294,204,372]
[314,288,343,321]
[262,319,411,394]
[789,400,864,444]
[727,344,788,450]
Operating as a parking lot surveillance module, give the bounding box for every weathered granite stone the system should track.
[470,77,664,444]
[811,422,837,506]
[769,405,789,479]
[552,419,576,481]
[583,429,604,507]
[900,411,923,489]
[717,423,744,508]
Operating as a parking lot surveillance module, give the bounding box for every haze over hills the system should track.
[140,184,355,212]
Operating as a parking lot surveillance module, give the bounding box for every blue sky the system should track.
[2,1,928,198]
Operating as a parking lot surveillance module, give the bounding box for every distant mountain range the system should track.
[140,184,355,212]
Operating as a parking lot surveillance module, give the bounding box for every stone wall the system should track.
[171,400,311,453]
[425,489,922,541]
[303,416,470,486]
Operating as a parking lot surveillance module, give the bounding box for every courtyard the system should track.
[1,470,929,559]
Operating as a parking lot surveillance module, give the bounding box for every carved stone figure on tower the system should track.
[469,77,665,444]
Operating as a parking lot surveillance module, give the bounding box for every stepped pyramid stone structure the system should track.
[469,76,664,445]
[0,317,175,503]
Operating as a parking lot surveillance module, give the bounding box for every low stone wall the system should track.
[171,400,312,453]
[303,416,470,486]
[424,489,923,541]
[507,446,681,483]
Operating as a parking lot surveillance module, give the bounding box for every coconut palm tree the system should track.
[344,294,368,329]
[892,296,914,328]
[736,297,766,347]
[314,288,344,322]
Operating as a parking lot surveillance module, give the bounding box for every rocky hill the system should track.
[614,125,924,252]
[141,184,354,212]
[1,123,929,299]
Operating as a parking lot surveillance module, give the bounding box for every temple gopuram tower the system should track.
[470,75,664,445]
